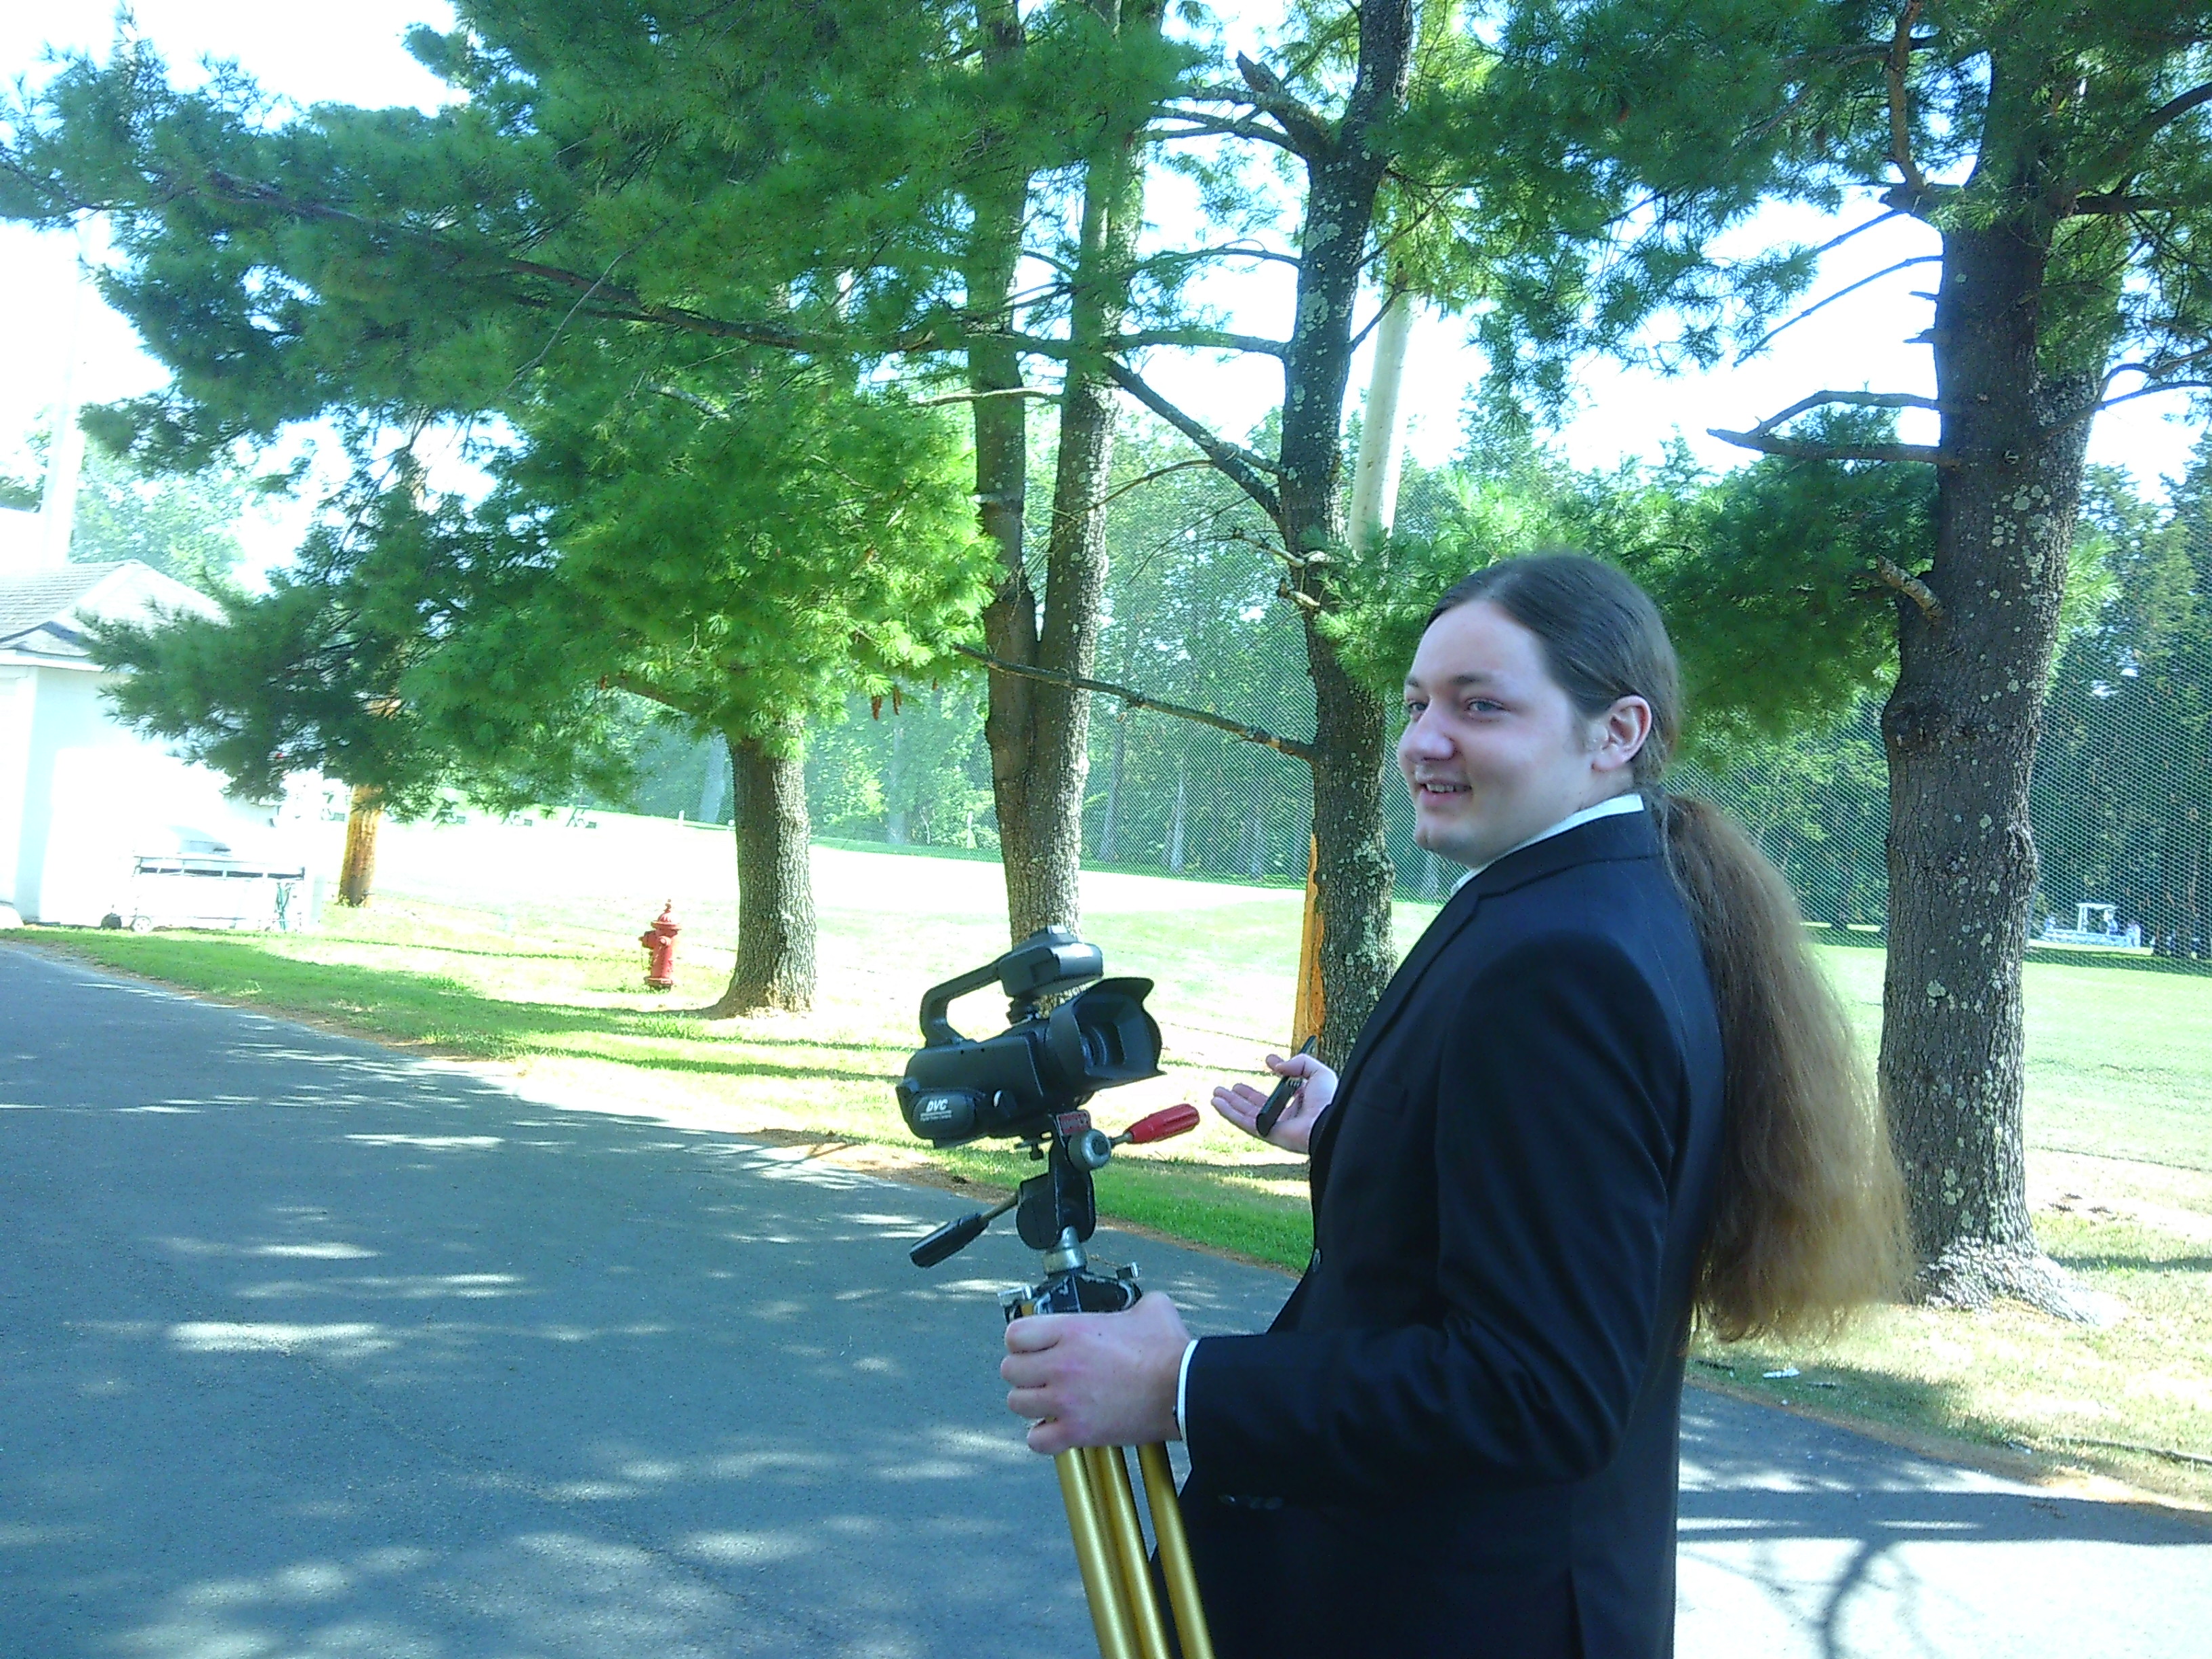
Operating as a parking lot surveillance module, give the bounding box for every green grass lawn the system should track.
[17,813,2212,1507]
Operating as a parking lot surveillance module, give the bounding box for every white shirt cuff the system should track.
[1176,1338,1200,1441]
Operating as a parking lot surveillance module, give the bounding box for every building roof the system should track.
[0,560,223,668]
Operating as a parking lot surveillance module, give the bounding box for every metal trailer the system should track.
[114,853,310,934]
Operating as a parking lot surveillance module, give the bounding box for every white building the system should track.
[3,224,319,931]
[1,514,310,928]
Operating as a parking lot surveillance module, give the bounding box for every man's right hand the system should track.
[1211,1050,1337,1154]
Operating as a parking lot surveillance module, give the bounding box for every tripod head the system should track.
[906,1101,1199,1273]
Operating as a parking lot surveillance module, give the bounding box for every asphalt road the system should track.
[2,943,2205,1658]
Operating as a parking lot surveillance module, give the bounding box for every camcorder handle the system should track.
[918,925,1106,1046]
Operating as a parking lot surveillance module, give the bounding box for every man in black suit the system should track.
[1003,577,1726,1658]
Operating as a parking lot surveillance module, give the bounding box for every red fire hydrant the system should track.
[639,902,680,990]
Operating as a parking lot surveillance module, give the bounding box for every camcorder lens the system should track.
[1046,979,1160,1095]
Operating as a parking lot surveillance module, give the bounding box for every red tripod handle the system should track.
[1118,1103,1201,1144]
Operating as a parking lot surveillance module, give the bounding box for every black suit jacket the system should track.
[1181,810,1724,1659]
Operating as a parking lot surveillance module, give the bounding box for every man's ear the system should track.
[1592,696,1653,775]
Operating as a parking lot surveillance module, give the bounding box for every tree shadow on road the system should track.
[1677,1388,2210,1659]
[1,1034,1140,1658]
[5,961,2206,1659]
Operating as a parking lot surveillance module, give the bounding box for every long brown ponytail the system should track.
[1431,556,1906,1339]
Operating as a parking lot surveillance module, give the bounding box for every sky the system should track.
[3,1,2205,578]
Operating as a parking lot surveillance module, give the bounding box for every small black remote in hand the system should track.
[1254,1036,1319,1138]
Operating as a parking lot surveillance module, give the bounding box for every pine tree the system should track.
[90,362,985,1006]
[2,432,258,592]
[1441,0,2212,1313]
[1,0,1202,958]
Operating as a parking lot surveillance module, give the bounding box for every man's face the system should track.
[1397,599,1634,869]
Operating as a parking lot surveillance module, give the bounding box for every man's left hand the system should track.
[1002,1290,1191,1454]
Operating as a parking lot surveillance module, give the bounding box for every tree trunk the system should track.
[975,0,1157,946]
[697,738,729,824]
[1276,0,1414,1064]
[963,1,1054,941]
[2159,794,2205,957]
[1099,705,1127,861]
[1880,211,2104,1318]
[1166,754,1188,872]
[885,719,909,845]
[1349,291,1414,552]
[336,784,382,906]
[710,729,816,1015]
[992,331,1113,931]
[1301,640,1398,1062]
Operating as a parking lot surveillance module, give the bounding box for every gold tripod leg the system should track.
[1057,1448,1140,1659]
[1136,1442,1216,1659]
[1083,1446,1174,1659]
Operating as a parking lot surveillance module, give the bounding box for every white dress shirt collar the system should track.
[1450,792,1646,893]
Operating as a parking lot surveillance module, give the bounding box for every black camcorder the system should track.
[897,927,1189,1277]
[896,926,1162,1149]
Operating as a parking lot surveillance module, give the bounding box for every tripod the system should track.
[912,1112,1216,1659]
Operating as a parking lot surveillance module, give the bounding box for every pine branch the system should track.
[1873,556,1945,625]
[1117,326,1290,357]
[2022,350,2212,433]
[1709,426,1946,466]
[1885,2,1931,205]
[648,384,733,421]
[505,247,632,390]
[195,168,942,357]
[610,671,710,720]
[956,644,1317,764]
[1076,457,1220,517]
[1103,361,1286,523]
[1006,326,1289,360]
[1800,208,1909,261]
[2088,379,2212,416]
[2071,80,2212,195]
[2071,187,2212,215]
[2100,343,2212,398]
[1779,35,1939,70]
[1154,111,1300,152]
[1736,255,1942,360]
[1138,241,1303,272]
[1233,54,1334,159]
[1738,389,1940,435]
[1744,80,1818,145]
[909,386,1058,408]
[1345,277,1414,354]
